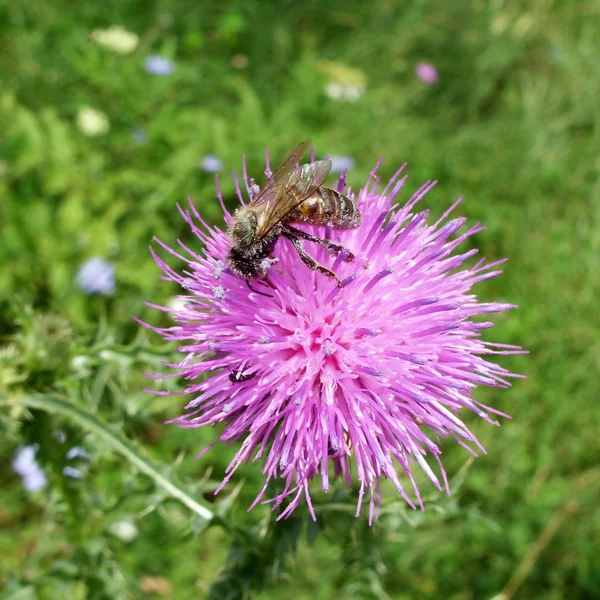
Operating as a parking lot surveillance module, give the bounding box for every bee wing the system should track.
[250,139,312,208]
[256,158,332,238]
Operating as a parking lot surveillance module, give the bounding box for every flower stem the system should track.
[5,394,214,522]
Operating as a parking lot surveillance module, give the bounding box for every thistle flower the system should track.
[141,149,524,522]
[415,62,439,84]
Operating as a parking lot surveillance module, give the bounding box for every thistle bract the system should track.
[141,151,524,522]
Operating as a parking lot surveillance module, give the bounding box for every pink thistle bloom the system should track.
[140,149,525,523]
[415,62,439,84]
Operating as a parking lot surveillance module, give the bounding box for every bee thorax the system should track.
[228,207,280,278]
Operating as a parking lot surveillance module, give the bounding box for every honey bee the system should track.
[227,139,361,286]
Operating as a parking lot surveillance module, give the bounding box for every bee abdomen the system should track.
[290,188,361,229]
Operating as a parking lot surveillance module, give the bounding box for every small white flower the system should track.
[91,25,139,55]
[109,519,138,543]
[71,356,90,372]
[325,82,344,100]
[76,107,110,137]
[325,82,365,103]
[343,84,364,102]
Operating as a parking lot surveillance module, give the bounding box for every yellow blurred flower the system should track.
[90,25,139,55]
[76,107,110,137]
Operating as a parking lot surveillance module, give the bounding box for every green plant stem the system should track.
[5,394,215,522]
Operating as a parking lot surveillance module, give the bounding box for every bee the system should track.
[227,139,361,286]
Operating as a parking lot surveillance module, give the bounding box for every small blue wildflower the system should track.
[66,446,89,460]
[548,47,561,62]
[131,127,148,146]
[144,55,175,76]
[200,155,223,173]
[76,257,115,296]
[63,466,84,479]
[329,155,356,174]
[12,446,47,492]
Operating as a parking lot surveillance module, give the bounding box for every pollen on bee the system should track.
[259,257,278,270]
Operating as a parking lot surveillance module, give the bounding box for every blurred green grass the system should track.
[1,1,599,598]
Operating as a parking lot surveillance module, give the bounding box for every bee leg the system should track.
[256,278,275,290]
[284,226,355,262]
[283,231,342,287]
[245,279,273,298]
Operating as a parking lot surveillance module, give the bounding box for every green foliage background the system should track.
[1,1,599,598]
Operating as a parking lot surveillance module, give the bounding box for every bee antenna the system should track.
[246,279,273,298]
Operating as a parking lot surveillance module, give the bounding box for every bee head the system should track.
[227,247,267,279]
